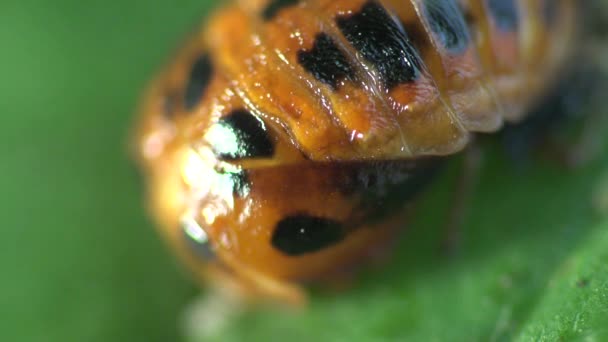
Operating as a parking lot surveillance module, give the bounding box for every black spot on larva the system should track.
[262,0,299,21]
[182,219,215,261]
[487,0,519,32]
[184,53,213,111]
[272,215,345,256]
[297,33,356,89]
[228,170,251,197]
[210,109,274,160]
[423,0,471,53]
[461,5,476,27]
[339,160,442,223]
[336,1,421,89]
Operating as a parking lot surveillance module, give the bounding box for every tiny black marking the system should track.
[184,54,213,111]
[228,170,251,197]
[210,109,274,160]
[461,5,476,27]
[182,220,215,261]
[487,0,519,32]
[336,0,421,89]
[297,33,356,89]
[262,0,299,21]
[272,215,345,256]
[423,0,471,53]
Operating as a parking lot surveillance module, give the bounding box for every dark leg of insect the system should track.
[560,40,608,167]
[551,107,606,168]
[501,62,607,169]
[503,0,608,166]
[441,141,482,254]
[551,65,606,169]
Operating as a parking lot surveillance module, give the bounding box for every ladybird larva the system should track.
[133,0,576,304]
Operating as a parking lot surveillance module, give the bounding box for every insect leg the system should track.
[541,61,607,169]
[556,41,608,168]
[500,60,607,169]
[441,140,482,254]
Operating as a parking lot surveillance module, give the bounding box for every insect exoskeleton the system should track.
[134,0,576,303]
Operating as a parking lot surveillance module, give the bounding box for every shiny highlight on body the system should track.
[134,0,576,304]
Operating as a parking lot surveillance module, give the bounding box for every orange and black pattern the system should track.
[134,0,576,303]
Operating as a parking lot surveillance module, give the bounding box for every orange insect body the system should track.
[134,0,576,304]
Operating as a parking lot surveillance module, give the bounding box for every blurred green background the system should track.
[1,1,607,341]
[1,1,212,340]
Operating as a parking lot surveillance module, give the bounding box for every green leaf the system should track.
[516,222,608,341]
[1,1,606,342]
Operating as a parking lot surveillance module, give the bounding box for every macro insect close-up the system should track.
[129,0,608,338]
[3,0,608,341]
[135,0,583,302]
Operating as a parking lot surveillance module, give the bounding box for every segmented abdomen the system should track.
[176,0,576,162]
